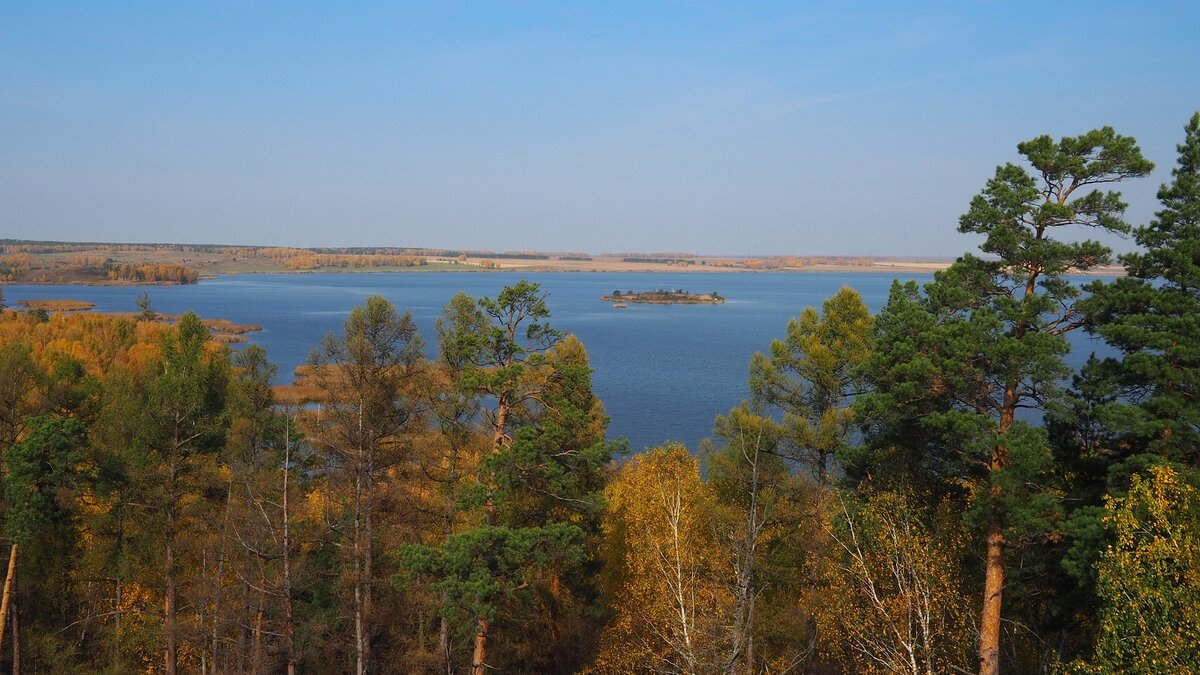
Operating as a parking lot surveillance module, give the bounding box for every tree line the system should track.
[0,113,1196,673]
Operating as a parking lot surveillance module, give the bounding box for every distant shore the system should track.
[0,240,1124,284]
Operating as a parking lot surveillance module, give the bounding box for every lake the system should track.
[3,271,1114,451]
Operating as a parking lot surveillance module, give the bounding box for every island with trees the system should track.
[602,288,725,304]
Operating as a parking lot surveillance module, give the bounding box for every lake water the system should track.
[4,272,1114,451]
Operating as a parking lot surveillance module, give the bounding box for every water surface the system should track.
[4,272,1112,451]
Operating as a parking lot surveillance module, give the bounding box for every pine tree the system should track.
[1079,111,1200,468]
[401,282,616,673]
[858,127,1152,674]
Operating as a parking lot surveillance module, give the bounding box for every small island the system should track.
[18,299,96,312]
[601,289,725,305]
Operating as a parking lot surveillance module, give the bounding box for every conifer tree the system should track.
[746,285,872,663]
[309,296,423,675]
[859,127,1152,674]
[2,415,87,670]
[1078,111,1200,468]
[402,283,615,674]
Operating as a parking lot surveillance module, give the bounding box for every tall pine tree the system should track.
[859,127,1152,674]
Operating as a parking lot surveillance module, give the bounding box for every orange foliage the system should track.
[105,262,199,284]
[0,309,242,382]
[283,253,426,270]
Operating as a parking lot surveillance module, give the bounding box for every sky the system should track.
[2,2,1198,257]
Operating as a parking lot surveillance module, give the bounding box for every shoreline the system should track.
[4,261,1125,285]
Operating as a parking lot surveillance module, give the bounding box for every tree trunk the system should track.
[165,536,177,675]
[165,533,177,675]
[364,474,375,675]
[282,420,297,675]
[113,576,122,670]
[979,386,1016,675]
[209,480,233,673]
[439,421,463,675]
[439,612,451,675]
[10,592,19,675]
[353,463,366,675]
[251,598,264,675]
[979,522,1005,675]
[165,449,179,675]
[0,544,15,656]
[484,399,509,528]
[9,561,18,675]
[470,397,510,674]
[472,617,489,675]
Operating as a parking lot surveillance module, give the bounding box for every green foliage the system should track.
[400,283,614,671]
[858,126,1153,518]
[142,310,229,460]
[400,523,586,625]
[457,279,562,404]
[1076,111,1200,467]
[857,126,1152,669]
[136,291,156,321]
[4,414,89,671]
[749,286,872,485]
[486,336,616,524]
[4,414,86,545]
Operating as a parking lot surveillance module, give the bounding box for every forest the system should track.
[0,115,1196,674]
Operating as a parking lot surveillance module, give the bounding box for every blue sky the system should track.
[3,2,1198,256]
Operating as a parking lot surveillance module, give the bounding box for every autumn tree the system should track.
[308,295,424,675]
[748,286,873,490]
[0,343,44,482]
[746,285,872,662]
[117,311,230,674]
[705,406,809,672]
[857,127,1152,674]
[217,345,308,674]
[818,489,975,675]
[591,444,729,673]
[1074,466,1200,672]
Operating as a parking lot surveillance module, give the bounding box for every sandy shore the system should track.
[436,256,961,274]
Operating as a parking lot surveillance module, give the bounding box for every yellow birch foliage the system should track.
[1071,465,1200,673]
[590,444,733,674]
[817,490,975,674]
